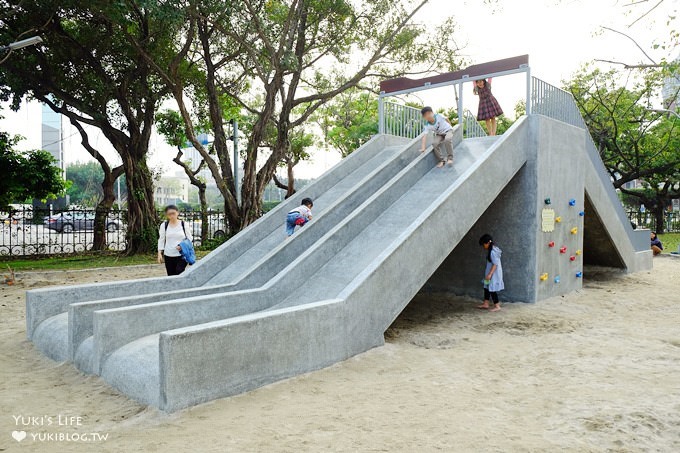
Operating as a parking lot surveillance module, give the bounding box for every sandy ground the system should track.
[1,258,679,452]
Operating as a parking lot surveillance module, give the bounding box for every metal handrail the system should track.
[381,102,424,139]
[530,77,585,128]
[463,109,487,139]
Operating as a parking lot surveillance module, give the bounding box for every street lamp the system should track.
[0,36,43,52]
[648,108,680,119]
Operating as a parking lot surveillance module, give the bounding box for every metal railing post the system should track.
[457,81,464,141]
[526,68,532,115]
[378,96,385,134]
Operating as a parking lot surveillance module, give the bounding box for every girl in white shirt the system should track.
[157,205,193,275]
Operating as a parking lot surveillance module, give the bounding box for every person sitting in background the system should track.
[650,231,663,256]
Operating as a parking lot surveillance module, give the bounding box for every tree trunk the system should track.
[92,166,124,251]
[652,199,666,234]
[123,155,158,254]
[285,161,296,199]
[198,186,208,242]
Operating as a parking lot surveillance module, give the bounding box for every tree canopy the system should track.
[566,66,679,232]
[0,0,181,252]
[125,0,463,231]
[0,130,66,210]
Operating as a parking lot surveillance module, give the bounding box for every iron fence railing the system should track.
[463,109,488,139]
[0,207,226,256]
[627,210,680,233]
[530,77,585,129]
[382,102,424,139]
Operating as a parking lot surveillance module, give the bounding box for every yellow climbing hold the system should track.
[540,273,549,281]
[570,227,578,235]
[575,249,582,256]
[555,216,562,223]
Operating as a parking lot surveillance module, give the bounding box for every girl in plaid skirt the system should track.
[473,78,503,136]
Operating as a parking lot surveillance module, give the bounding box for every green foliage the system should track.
[262,201,281,213]
[566,66,679,187]
[658,233,680,254]
[315,91,378,157]
[155,110,188,149]
[0,130,67,209]
[133,0,464,228]
[0,0,182,253]
[66,161,127,207]
[196,235,231,252]
[286,129,314,165]
[566,65,679,232]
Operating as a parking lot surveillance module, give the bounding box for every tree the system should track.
[66,161,127,207]
[129,0,463,232]
[315,90,379,157]
[566,66,680,232]
[0,130,66,209]
[155,110,210,242]
[272,128,314,199]
[0,0,179,253]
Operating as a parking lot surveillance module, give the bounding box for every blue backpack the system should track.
[164,220,196,265]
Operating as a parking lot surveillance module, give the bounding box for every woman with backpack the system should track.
[157,205,194,276]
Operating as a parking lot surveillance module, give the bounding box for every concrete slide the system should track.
[25,115,651,411]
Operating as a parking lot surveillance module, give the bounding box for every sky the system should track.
[0,0,676,180]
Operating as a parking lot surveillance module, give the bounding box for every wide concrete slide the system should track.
[27,134,413,362]
[98,123,526,411]
[25,114,651,412]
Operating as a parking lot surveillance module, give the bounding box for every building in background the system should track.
[35,102,69,209]
[180,133,217,185]
[662,54,679,111]
[41,102,65,178]
[154,174,189,207]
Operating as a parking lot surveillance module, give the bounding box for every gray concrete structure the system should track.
[25,115,651,411]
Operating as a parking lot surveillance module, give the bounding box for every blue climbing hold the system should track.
[579,211,585,216]
[554,276,561,283]
[575,271,583,278]
[569,199,576,206]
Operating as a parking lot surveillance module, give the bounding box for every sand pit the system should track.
[1,258,679,452]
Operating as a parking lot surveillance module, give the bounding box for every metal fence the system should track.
[463,109,488,139]
[0,207,227,256]
[381,102,424,139]
[530,77,585,128]
[627,210,680,233]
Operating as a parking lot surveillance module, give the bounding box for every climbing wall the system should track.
[534,117,587,300]
[420,115,593,303]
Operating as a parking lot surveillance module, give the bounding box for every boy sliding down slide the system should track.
[420,106,454,168]
[285,198,313,237]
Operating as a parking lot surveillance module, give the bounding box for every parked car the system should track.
[44,212,123,233]
[187,214,227,239]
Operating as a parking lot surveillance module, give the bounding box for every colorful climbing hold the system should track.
[569,255,576,261]
[548,241,555,247]
[575,271,583,278]
[570,227,578,235]
[555,216,562,223]
[560,246,567,254]
[544,198,551,205]
[569,199,576,206]
[579,211,585,216]
[554,276,561,283]
[540,273,549,281]
[575,249,582,256]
